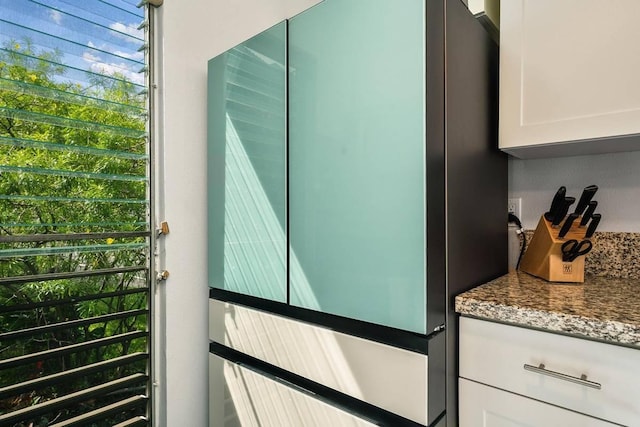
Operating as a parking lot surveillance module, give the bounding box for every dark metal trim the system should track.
[0,288,148,314]
[0,266,147,286]
[475,13,499,45]
[0,230,150,243]
[425,0,447,339]
[0,330,148,370]
[0,352,148,400]
[210,288,432,354]
[425,1,448,423]
[49,395,148,427]
[210,342,424,427]
[442,1,507,425]
[0,374,148,426]
[0,309,148,341]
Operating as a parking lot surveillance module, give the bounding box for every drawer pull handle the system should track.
[523,363,601,390]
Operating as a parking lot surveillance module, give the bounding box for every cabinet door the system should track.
[459,317,640,426]
[459,379,616,427]
[499,0,640,157]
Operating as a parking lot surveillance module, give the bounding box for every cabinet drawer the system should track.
[460,317,640,426]
[459,378,616,427]
[210,354,377,427]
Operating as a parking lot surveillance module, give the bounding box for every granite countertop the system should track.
[455,271,640,348]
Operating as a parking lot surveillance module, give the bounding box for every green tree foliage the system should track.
[0,40,148,423]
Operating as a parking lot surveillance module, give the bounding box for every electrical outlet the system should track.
[508,197,522,219]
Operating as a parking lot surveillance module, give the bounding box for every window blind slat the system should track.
[0,135,147,160]
[0,331,147,370]
[0,48,145,89]
[50,394,148,427]
[0,230,149,243]
[94,0,143,18]
[29,0,145,42]
[1,287,147,313]
[59,0,143,22]
[0,265,146,286]
[0,19,144,67]
[113,415,149,427]
[0,352,147,399]
[0,222,146,229]
[0,308,147,341]
[0,242,146,258]
[51,3,143,45]
[0,77,144,115]
[0,374,148,426]
[3,0,145,43]
[103,0,143,16]
[0,194,146,203]
[0,107,146,138]
[0,164,147,182]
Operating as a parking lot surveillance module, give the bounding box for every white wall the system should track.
[509,150,640,232]
[153,1,321,425]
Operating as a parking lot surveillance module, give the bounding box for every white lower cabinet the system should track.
[459,378,616,427]
[459,317,640,426]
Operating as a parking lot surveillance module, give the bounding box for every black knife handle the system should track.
[585,213,601,238]
[580,201,598,226]
[552,197,575,227]
[574,185,598,215]
[544,186,566,221]
[558,213,579,238]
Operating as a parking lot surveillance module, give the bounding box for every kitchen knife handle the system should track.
[574,185,598,215]
[545,186,566,221]
[585,213,601,238]
[580,201,598,226]
[558,213,579,238]
[552,197,575,227]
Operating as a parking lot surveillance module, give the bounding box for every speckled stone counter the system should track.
[455,272,640,348]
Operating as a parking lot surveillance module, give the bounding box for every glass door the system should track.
[208,22,288,302]
[288,0,426,333]
[208,0,427,334]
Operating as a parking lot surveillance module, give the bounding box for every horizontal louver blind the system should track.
[0,0,150,425]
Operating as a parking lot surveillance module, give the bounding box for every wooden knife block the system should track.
[520,216,587,283]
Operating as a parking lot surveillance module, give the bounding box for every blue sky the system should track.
[0,0,146,86]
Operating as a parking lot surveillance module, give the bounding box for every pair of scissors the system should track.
[561,239,592,262]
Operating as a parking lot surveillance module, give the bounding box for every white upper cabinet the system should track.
[499,0,640,158]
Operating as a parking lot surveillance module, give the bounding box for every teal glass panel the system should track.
[288,0,426,332]
[208,22,287,302]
